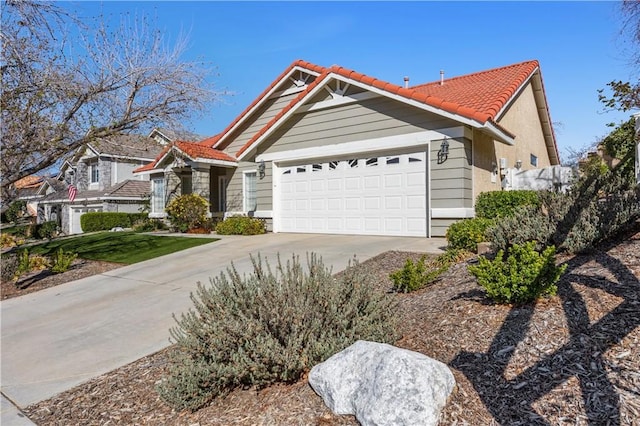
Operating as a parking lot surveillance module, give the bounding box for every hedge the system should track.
[80,212,148,232]
[475,190,540,219]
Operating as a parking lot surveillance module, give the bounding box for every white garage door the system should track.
[70,206,102,234]
[278,151,427,236]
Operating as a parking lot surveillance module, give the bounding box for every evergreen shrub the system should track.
[51,248,77,274]
[36,221,58,239]
[158,253,398,411]
[215,215,266,235]
[446,217,494,251]
[475,190,540,219]
[80,212,136,232]
[389,249,469,293]
[468,241,566,304]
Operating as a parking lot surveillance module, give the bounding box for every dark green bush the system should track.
[3,200,26,223]
[51,248,77,274]
[215,215,266,235]
[80,212,145,232]
[446,217,494,251]
[36,221,58,240]
[132,217,168,233]
[468,241,566,304]
[165,194,209,232]
[158,253,398,411]
[475,190,540,219]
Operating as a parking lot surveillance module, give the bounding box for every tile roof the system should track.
[151,128,204,143]
[234,59,546,158]
[410,60,540,122]
[14,175,44,189]
[39,180,150,202]
[133,141,237,173]
[201,59,326,150]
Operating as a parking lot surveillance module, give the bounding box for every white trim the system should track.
[272,162,281,232]
[149,212,167,218]
[192,158,237,168]
[133,168,162,176]
[224,210,272,218]
[427,144,432,238]
[217,175,227,212]
[257,128,464,164]
[269,85,308,98]
[494,68,537,121]
[430,208,475,219]
[238,72,514,160]
[242,169,258,212]
[295,91,381,113]
[213,65,322,149]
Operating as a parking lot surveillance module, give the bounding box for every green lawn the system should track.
[28,232,218,264]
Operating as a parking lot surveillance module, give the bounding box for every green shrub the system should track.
[158,253,397,411]
[215,215,266,235]
[81,212,134,232]
[28,254,51,271]
[488,189,640,254]
[1,232,25,248]
[36,221,58,239]
[51,248,77,274]
[468,241,566,304]
[475,190,540,219]
[165,194,210,232]
[3,200,26,223]
[16,249,31,278]
[390,255,432,293]
[132,218,168,233]
[446,217,494,251]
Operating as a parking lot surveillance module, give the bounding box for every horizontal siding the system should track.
[429,138,472,210]
[431,218,460,237]
[226,161,273,212]
[225,93,299,155]
[260,96,458,155]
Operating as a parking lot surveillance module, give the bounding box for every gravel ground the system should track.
[13,224,640,425]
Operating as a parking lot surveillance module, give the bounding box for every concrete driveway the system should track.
[1,232,445,422]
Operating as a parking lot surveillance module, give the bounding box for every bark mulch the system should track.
[20,224,640,425]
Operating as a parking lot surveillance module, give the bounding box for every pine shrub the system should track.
[51,248,77,274]
[446,217,494,251]
[468,241,566,304]
[215,215,266,235]
[389,249,468,293]
[36,221,58,239]
[158,253,398,411]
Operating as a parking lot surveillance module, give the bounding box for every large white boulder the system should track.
[309,340,455,426]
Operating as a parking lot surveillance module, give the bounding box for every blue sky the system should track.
[71,1,637,161]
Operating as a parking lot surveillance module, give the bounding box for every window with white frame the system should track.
[151,177,165,214]
[243,171,257,212]
[89,160,99,183]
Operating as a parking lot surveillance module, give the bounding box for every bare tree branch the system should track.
[1,1,220,203]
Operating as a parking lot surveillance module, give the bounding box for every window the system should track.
[312,164,322,172]
[89,160,99,183]
[530,154,538,167]
[181,174,192,195]
[386,157,400,165]
[244,171,257,212]
[151,177,165,214]
[348,159,359,168]
[366,158,378,167]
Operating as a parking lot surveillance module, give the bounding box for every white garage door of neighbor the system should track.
[278,151,428,236]
[71,207,102,234]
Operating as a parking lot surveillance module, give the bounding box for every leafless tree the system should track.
[1,1,219,203]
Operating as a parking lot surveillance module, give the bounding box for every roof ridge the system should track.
[410,59,539,89]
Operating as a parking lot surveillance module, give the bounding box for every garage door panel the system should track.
[279,151,427,236]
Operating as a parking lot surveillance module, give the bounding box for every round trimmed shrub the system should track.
[475,190,540,219]
[446,217,494,252]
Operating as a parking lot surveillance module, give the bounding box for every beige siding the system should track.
[473,82,554,200]
[258,96,459,155]
[430,138,473,209]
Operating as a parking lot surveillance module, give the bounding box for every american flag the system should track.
[68,184,77,202]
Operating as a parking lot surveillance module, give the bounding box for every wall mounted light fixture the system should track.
[258,160,266,179]
[515,159,523,169]
[437,138,450,164]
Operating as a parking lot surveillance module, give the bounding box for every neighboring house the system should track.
[13,175,46,218]
[136,59,560,237]
[37,134,166,234]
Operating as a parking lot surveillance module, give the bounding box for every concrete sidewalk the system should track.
[1,232,445,422]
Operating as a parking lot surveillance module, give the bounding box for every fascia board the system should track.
[239,72,512,161]
[213,65,322,150]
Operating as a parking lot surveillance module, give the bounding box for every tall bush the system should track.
[165,194,209,232]
[158,253,397,411]
[81,212,137,232]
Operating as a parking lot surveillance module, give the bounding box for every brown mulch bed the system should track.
[21,225,640,425]
[1,259,124,300]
